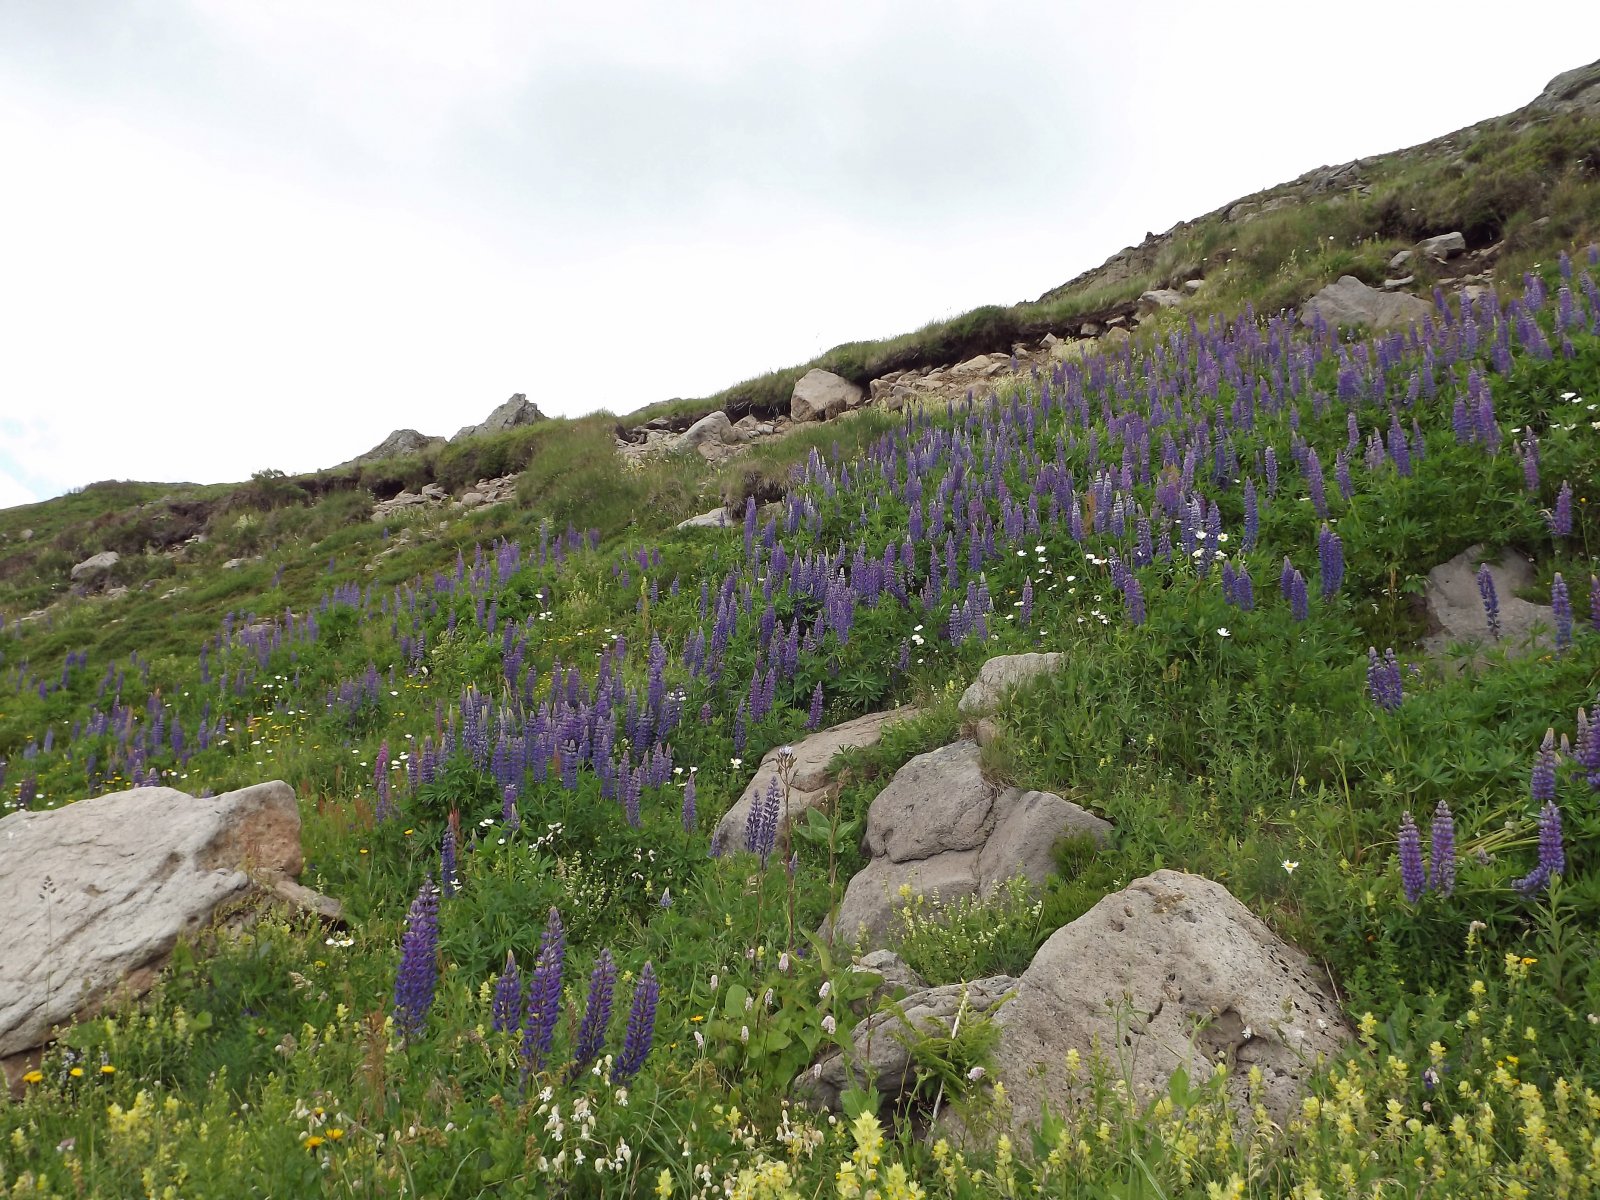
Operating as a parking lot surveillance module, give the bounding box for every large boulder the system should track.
[0,782,322,1065]
[970,870,1349,1139]
[711,707,918,858]
[1136,288,1186,315]
[827,741,1111,948]
[958,653,1064,720]
[1422,545,1553,657]
[1418,232,1466,262]
[678,410,742,452]
[1528,59,1600,117]
[791,369,865,423]
[69,551,120,583]
[1301,276,1432,332]
[451,394,547,442]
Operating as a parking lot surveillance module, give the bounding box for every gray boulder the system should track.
[827,741,1111,948]
[1388,250,1414,271]
[451,394,547,442]
[678,410,742,451]
[69,551,120,583]
[711,707,919,858]
[1418,232,1466,262]
[958,653,1064,721]
[796,973,1018,1111]
[791,369,865,423]
[1137,289,1186,314]
[967,871,1349,1140]
[0,782,318,1061]
[675,507,732,530]
[1422,544,1553,657]
[1301,276,1432,332]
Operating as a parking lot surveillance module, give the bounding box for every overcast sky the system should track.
[1,2,1595,508]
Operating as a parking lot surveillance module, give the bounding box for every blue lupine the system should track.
[1477,564,1500,640]
[613,962,660,1082]
[502,784,521,835]
[1318,525,1343,599]
[393,877,440,1040]
[1548,481,1573,538]
[1366,647,1403,712]
[1552,573,1573,653]
[522,909,566,1073]
[1429,801,1455,898]
[440,823,458,898]
[1398,812,1426,903]
[572,949,617,1071]
[1123,575,1146,626]
[1517,801,1566,893]
[1532,729,1558,803]
[492,951,522,1034]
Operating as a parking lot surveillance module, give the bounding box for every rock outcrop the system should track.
[711,707,918,858]
[1300,276,1433,332]
[1418,232,1467,262]
[957,653,1063,722]
[451,394,547,442]
[1422,544,1554,657]
[969,870,1349,1139]
[791,370,865,423]
[344,428,444,466]
[1529,58,1600,117]
[826,741,1111,948]
[0,782,334,1067]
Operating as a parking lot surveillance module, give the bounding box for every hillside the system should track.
[2,64,1600,1199]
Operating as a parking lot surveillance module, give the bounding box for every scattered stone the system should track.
[1422,544,1554,658]
[0,782,332,1066]
[711,707,919,858]
[1418,232,1467,262]
[826,741,1111,948]
[1389,249,1414,270]
[1050,340,1094,363]
[1078,322,1103,338]
[796,974,1018,1111]
[1183,279,1205,293]
[1382,276,1416,290]
[459,491,486,508]
[958,652,1064,721]
[1301,276,1432,332]
[962,870,1349,1142]
[220,557,254,571]
[69,551,119,583]
[451,393,547,442]
[791,369,865,423]
[1101,326,1131,347]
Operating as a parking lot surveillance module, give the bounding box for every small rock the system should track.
[1382,276,1416,290]
[1183,279,1205,293]
[959,653,1064,719]
[1078,322,1103,338]
[459,491,486,508]
[1137,289,1186,314]
[791,369,865,423]
[1389,250,1414,270]
[679,410,741,450]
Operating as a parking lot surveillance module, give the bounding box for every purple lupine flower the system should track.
[1288,568,1309,621]
[613,962,659,1082]
[1123,575,1146,626]
[1532,729,1558,802]
[492,951,522,1034]
[393,877,440,1040]
[375,740,394,822]
[746,777,780,865]
[1519,433,1540,492]
[1429,801,1455,898]
[1547,481,1573,538]
[1517,800,1566,893]
[1592,575,1600,633]
[1242,477,1259,550]
[440,823,459,898]
[1020,577,1034,627]
[522,909,565,1073]
[1552,573,1573,653]
[1366,647,1403,712]
[807,682,824,731]
[1477,564,1500,640]
[1318,525,1344,600]
[502,784,521,835]
[572,949,617,1071]
[681,772,697,832]
[1398,812,1426,903]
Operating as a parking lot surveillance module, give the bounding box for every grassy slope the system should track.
[1,101,1599,1200]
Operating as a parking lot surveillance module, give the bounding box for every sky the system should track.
[1,3,1596,509]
